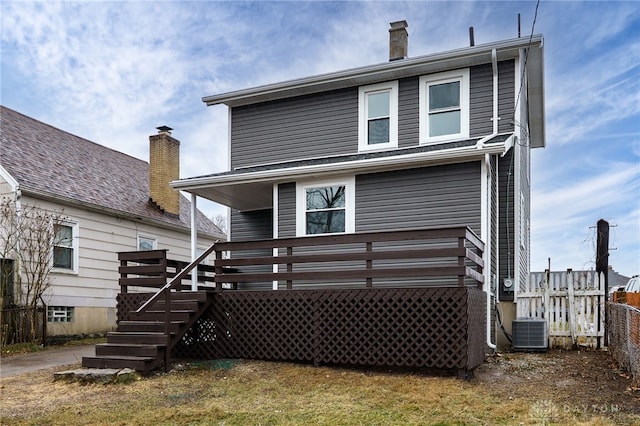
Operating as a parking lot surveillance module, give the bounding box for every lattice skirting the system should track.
[171,287,486,371]
[116,293,154,322]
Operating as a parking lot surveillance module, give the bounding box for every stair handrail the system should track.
[135,240,218,315]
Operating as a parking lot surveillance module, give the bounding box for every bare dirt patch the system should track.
[1,349,638,425]
[473,349,639,420]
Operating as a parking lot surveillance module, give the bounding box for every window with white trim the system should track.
[419,69,469,144]
[358,81,398,151]
[48,306,74,323]
[52,222,78,273]
[296,178,355,236]
[137,235,157,251]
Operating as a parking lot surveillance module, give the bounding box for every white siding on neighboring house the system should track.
[0,191,216,335]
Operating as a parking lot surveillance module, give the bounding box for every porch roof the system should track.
[172,133,514,211]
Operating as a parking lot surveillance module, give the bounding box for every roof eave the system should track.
[172,142,510,211]
[17,186,221,240]
[203,35,544,108]
[526,41,546,148]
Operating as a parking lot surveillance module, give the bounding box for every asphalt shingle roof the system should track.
[0,105,224,239]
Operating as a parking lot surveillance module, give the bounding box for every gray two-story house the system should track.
[92,22,545,374]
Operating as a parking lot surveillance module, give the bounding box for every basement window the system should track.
[137,235,157,251]
[48,306,74,323]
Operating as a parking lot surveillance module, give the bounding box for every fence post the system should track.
[366,242,372,288]
[567,269,577,348]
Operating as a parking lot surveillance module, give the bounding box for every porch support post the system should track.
[190,193,198,291]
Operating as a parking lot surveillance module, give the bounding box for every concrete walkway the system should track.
[0,344,95,378]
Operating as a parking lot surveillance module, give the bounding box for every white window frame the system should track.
[52,221,79,274]
[358,81,399,152]
[137,234,157,251]
[296,177,355,237]
[419,69,470,145]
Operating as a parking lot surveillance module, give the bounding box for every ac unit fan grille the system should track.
[512,319,548,351]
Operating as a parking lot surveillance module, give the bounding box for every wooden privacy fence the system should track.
[518,270,605,349]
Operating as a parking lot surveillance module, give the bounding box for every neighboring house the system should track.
[0,106,224,337]
[173,22,545,348]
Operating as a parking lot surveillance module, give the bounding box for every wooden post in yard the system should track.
[596,219,609,348]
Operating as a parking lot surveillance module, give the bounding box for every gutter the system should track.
[203,35,544,107]
[173,142,509,192]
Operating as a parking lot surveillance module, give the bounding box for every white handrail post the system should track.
[191,193,198,291]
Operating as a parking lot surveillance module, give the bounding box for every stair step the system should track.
[107,332,169,345]
[131,310,193,322]
[96,343,163,357]
[149,301,201,313]
[82,355,158,372]
[118,320,184,333]
[166,291,208,302]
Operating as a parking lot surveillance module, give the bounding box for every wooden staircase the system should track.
[82,291,211,374]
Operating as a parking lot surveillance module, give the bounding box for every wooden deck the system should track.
[84,226,487,375]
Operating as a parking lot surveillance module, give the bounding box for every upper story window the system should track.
[296,178,355,236]
[137,235,157,251]
[52,221,78,273]
[358,81,398,151]
[419,69,469,144]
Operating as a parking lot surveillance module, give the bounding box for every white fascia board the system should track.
[0,164,19,191]
[172,143,509,194]
[203,35,544,108]
[526,43,546,148]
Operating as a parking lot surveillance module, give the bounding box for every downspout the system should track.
[190,193,198,291]
[483,154,497,350]
[483,48,500,350]
[475,48,499,149]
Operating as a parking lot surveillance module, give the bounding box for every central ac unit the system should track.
[512,318,548,351]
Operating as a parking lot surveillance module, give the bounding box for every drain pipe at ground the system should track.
[485,48,499,351]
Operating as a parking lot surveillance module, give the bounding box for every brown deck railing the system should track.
[213,226,484,290]
[117,244,217,369]
[118,249,217,293]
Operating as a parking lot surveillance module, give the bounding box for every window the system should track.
[419,69,469,144]
[358,81,398,151]
[48,306,74,323]
[296,178,355,236]
[53,222,78,273]
[137,235,157,251]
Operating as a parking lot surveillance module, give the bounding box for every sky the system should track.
[1,1,639,277]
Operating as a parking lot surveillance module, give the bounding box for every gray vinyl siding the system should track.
[489,155,498,345]
[498,149,515,301]
[356,162,481,234]
[398,77,419,148]
[470,60,515,137]
[470,64,493,137]
[230,88,357,169]
[274,163,483,238]
[230,61,516,169]
[356,163,481,288]
[518,141,531,291]
[498,60,516,133]
[277,183,296,238]
[230,208,273,289]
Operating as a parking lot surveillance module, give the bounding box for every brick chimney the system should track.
[389,20,408,61]
[149,126,180,216]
